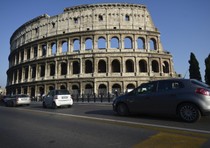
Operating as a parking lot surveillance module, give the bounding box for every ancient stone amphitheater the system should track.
[7,3,178,98]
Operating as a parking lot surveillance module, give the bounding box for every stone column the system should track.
[30,46,34,59]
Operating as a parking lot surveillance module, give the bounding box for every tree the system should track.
[205,54,210,85]
[188,52,202,81]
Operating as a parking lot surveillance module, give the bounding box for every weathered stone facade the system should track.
[7,3,178,97]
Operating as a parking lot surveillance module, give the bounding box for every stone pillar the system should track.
[80,58,83,75]
[133,34,137,50]
[30,46,34,59]
[67,59,70,76]
[121,57,124,74]
[67,38,71,53]
[56,40,59,55]
[55,61,58,78]
[28,65,31,81]
[17,69,19,83]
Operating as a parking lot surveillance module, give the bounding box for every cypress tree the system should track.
[188,52,202,81]
[205,54,210,85]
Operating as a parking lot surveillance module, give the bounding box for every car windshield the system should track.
[55,90,70,95]
[191,79,210,88]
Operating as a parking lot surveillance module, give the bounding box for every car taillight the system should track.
[196,88,210,96]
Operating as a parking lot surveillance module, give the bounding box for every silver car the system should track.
[4,94,31,107]
[113,79,210,122]
[43,89,73,109]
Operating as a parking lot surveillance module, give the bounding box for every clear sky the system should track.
[0,0,210,87]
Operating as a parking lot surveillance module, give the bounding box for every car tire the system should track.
[117,103,129,116]
[52,102,57,109]
[178,103,201,123]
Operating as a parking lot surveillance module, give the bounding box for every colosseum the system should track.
[7,3,179,99]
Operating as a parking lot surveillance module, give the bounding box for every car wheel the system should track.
[42,102,46,108]
[117,103,129,116]
[178,103,201,123]
[52,102,57,109]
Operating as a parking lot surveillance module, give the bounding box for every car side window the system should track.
[47,91,53,97]
[158,81,184,92]
[137,82,157,94]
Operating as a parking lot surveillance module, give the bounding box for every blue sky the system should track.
[0,0,210,87]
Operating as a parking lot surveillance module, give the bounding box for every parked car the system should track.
[43,89,73,109]
[4,94,31,107]
[113,79,210,122]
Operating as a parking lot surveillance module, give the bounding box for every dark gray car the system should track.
[113,79,210,122]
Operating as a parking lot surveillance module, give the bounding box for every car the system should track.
[4,94,31,107]
[113,79,210,122]
[43,89,73,109]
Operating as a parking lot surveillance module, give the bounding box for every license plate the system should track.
[62,96,68,99]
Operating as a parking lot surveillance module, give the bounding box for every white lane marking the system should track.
[16,108,210,134]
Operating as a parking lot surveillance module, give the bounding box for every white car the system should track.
[4,94,31,107]
[43,89,73,109]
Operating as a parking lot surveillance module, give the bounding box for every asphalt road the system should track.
[0,102,210,148]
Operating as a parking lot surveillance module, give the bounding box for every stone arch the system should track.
[73,61,80,74]
[98,60,106,73]
[61,62,67,75]
[126,83,135,92]
[42,44,47,57]
[126,59,134,72]
[112,83,121,94]
[85,60,93,73]
[98,84,107,95]
[23,87,27,94]
[39,86,44,96]
[51,42,57,55]
[49,63,55,76]
[163,61,169,73]
[49,86,54,91]
[137,37,145,49]
[40,64,45,77]
[62,40,68,53]
[110,36,119,49]
[85,84,93,94]
[111,59,120,73]
[149,38,157,50]
[85,38,93,50]
[30,86,35,97]
[60,84,66,89]
[152,60,159,73]
[72,85,80,97]
[139,59,147,72]
[73,38,80,51]
[98,37,106,49]
[124,36,132,49]
[17,87,21,94]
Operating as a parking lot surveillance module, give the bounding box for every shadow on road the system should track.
[85,109,181,123]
